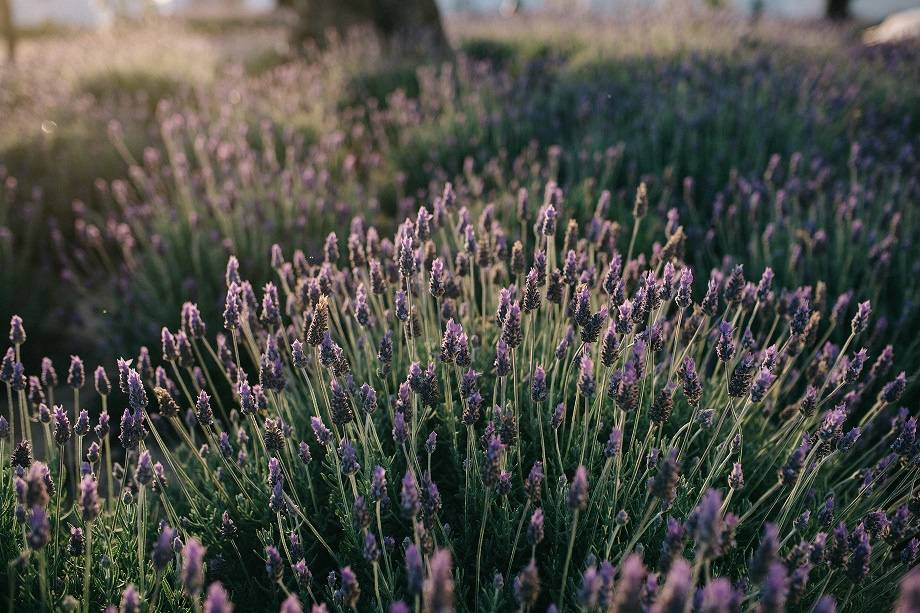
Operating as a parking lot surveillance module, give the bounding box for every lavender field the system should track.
[1,5,919,612]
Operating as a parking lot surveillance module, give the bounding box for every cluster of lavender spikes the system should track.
[1,180,917,611]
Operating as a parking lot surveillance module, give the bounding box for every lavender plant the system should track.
[2,180,917,611]
[5,12,920,366]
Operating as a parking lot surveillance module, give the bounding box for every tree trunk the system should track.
[294,0,447,51]
[1,0,15,63]
[826,0,850,20]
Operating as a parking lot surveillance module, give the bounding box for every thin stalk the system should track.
[474,491,492,611]
[82,521,93,613]
[558,508,580,608]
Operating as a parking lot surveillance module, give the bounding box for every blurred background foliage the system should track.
[0,1,918,378]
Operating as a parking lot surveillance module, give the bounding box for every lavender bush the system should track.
[2,178,918,610]
[1,9,919,612]
[4,13,920,362]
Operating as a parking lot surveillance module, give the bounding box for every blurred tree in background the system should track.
[827,0,850,19]
[1,0,14,62]
[292,0,447,50]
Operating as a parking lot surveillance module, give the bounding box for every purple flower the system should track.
[181,302,207,340]
[28,505,50,549]
[522,268,541,312]
[68,526,85,557]
[541,204,558,236]
[397,233,418,279]
[494,339,511,377]
[52,405,71,446]
[424,431,438,456]
[551,402,565,429]
[897,568,920,613]
[701,277,720,316]
[611,554,646,612]
[652,558,691,613]
[363,532,380,562]
[680,357,703,406]
[338,439,360,475]
[9,315,25,345]
[280,594,303,613]
[266,545,284,581]
[405,544,424,594]
[328,379,354,426]
[845,347,868,383]
[750,368,775,403]
[481,436,504,486]
[9,361,24,391]
[0,348,13,385]
[195,390,213,427]
[353,283,370,327]
[204,581,233,613]
[392,411,408,445]
[182,538,206,595]
[851,300,871,334]
[648,449,680,510]
[846,524,872,582]
[220,513,237,542]
[604,428,622,458]
[568,465,589,511]
[135,450,153,486]
[291,340,308,369]
[881,371,907,404]
[501,303,523,349]
[715,321,734,362]
[371,465,388,504]
[723,265,745,304]
[400,470,420,519]
[750,524,779,582]
[73,410,90,438]
[524,461,544,502]
[818,407,846,443]
[578,352,596,397]
[514,559,541,608]
[422,550,454,612]
[758,562,788,613]
[697,578,738,613]
[838,427,861,452]
[728,463,744,490]
[692,489,736,562]
[790,297,811,337]
[260,283,282,327]
[94,365,111,396]
[223,284,241,331]
[311,417,332,446]
[649,383,676,425]
[815,596,837,613]
[577,565,602,609]
[531,366,547,403]
[120,585,141,613]
[161,328,178,362]
[659,518,686,572]
[779,436,812,486]
[528,508,545,546]
[293,559,312,588]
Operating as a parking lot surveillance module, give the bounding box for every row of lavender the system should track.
[2,180,918,610]
[4,20,920,364]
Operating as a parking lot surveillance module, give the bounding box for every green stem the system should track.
[558,509,580,608]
